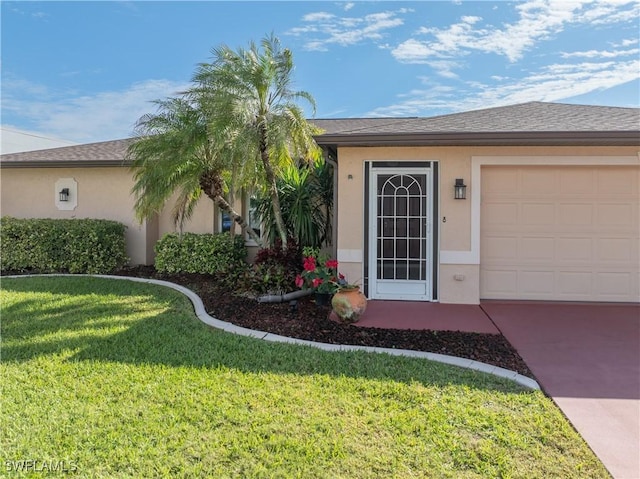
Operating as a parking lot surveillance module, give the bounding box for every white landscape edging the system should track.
[7,274,540,390]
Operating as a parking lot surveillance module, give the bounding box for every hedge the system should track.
[154,233,246,275]
[1,217,128,274]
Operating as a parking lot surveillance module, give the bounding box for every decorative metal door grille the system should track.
[376,174,428,281]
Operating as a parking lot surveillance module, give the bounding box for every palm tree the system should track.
[191,34,322,248]
[128,95,262,245]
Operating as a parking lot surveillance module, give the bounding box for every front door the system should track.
[368,168,433,300]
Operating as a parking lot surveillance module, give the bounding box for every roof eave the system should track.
[0,160,131,168]
[314,131,640,147]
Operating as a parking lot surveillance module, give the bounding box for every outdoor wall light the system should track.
[59,188,70,202]
[454,179,467,200]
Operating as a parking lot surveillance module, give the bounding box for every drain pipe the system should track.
[325,151,338,259]
[257,288,313,303]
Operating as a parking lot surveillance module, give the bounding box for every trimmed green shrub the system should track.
[1,217,128,274]
[154,233,246,275]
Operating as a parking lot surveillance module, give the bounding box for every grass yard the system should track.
[1,277,608,478]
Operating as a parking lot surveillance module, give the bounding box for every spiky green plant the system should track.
[254,158,333,248]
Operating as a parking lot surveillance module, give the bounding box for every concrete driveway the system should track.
[482,301,640,479]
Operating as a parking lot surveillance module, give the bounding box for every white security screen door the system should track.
[369,168,432,300]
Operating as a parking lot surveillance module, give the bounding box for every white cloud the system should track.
[575,0,640,24]
[392,39,435,62]
[561,48,640,59]
[393,0,640,65]
[368,58,640,116]
[287,8,409,51]
[2,79,188,143]
[302,12,335,22]
[616,38,639,47]
[343,3,355,12]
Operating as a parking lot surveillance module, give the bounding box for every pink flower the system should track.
[312,278,323,288]
[295,275,304,288]
[339,273,345,280]
[325,259,338,269]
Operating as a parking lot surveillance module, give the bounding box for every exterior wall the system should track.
[335,145,640,304]
[0,166,156,265]
[1,167,257,266]
[157,193,215,237]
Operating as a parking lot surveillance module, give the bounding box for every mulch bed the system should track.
[109,266,535,379]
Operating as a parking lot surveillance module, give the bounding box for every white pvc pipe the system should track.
[257,288,313,303]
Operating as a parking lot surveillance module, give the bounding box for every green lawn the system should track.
[1,277,608,478]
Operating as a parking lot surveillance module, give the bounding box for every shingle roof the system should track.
[0,138,134,167]
[312,102,639,134]
[2,102,638,167]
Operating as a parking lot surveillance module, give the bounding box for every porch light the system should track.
[59,188,70,202]
[454,179,466,200]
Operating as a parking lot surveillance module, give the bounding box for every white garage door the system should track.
[481,165,640,302]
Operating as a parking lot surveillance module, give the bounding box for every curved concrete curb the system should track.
[6,274,540,390]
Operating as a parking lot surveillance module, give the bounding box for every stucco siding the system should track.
[157,194,216,237]
[334,145,640,303]
[0,167,154,265]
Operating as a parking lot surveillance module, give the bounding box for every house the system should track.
[2,101,639,304]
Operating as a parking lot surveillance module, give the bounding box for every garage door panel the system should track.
[596,272,633,298]
[560,169,595,194]
[483,202,518,226]
[558,203,593,226]
[598,238,636,262]
[521,170,556,194]
[557,238,592,262]
[521,237,554,261]
[598,169,637,194]
[597,204,635,226]
[483,235,518,260]
[520,270,555,293]
[481,165,639,302]
[484,169,519,194]
[521,203,555,225]
[481,269,518,296]
[558,272,592,296]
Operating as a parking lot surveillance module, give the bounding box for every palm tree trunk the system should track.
[200,170,264,247]
[214,195,263,246]
[259,124,289,249]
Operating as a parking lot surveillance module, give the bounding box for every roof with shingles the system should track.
[311,102,640,146]
[0,138,134,167]
[312,102,640,135]
[2,102,638,167]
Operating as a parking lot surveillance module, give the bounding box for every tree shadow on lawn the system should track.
[1,278,530,393]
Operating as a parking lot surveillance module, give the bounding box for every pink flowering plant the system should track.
[295,248,345,294]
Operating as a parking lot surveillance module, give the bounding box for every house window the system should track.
[247,194,261,240]
[216,193,262,244]
[220,211,232,233]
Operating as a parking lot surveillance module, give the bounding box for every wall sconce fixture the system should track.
[59,188,70,202]
[454,179,466,200]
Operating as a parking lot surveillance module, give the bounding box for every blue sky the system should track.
[2,1,639,144]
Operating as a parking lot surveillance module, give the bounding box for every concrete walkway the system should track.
[483,301,640,479]
[356,300,500,333]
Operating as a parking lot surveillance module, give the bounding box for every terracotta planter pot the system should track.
[331,287,367,323]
